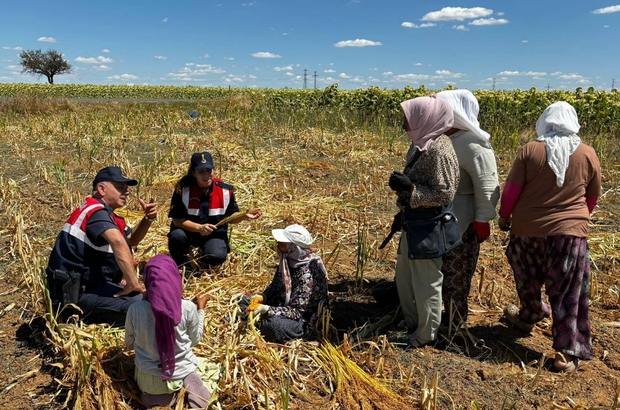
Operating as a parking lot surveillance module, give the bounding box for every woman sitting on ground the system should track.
[125,255,217,409]
[240,224,329,344]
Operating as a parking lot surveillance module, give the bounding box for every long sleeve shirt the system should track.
[449,130,500,233]
[125,299,205,381]
[398,135,460,210]
[261,259,329,326]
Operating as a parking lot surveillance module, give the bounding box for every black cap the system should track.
[191,152,215,171]
[92,166,138,189]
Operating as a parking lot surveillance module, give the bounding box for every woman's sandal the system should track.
[554,353,579,373]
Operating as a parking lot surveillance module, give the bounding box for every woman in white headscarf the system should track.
[240,224,329,344]
[387,95,460,347]
[498,101,602,372]
[436,90,500,328]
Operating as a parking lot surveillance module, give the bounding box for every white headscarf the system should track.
[535,101,582,187]
[436,90,490,142]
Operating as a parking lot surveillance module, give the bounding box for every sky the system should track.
[1,1,619,91]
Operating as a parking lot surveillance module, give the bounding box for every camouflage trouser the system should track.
[506,235,592,360]
[441,225,480,326]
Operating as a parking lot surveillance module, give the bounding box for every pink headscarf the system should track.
[400,95,454,151]
[143,254,183,381]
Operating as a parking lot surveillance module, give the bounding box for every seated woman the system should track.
[125,255,216,409]
[167,151,262,270]
[241,224,329,343]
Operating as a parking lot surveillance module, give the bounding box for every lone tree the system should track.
[19,49,72,84]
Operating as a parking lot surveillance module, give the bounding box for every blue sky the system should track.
[1,1,619,90]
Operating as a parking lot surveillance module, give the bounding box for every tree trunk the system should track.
[47,75,54,84]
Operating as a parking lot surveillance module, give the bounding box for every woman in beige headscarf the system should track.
[388,95,460,347]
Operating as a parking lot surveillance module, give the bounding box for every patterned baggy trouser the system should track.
[506,235,593,360]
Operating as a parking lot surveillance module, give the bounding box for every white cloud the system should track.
[393,74,431,82]
[324,69,335,73]
[559,73,585,80]
[497,71,546,76]
[497,12,505,16]
[166,64,226,80]
[338,73,351,79]
[334,39,382,47]
[422,7,492,21]
[37,37,57,43]
[3,46,22,50]
[414,63,423,66]
[101,49,110,53]
[75,56,115,64]
[251,52,282,58]
[469,18,509,26]
[108,74,138,81]
[93,65,112,71]
[453,25,468,31]
[592,5,620,14]
[6,65,20,71]
[522,40,529,43]
[285,72,293,76]
[401,22,436,28]
[154,55,167,60]
[203,54,210,58]
[382,71,393,77]
[224,57,234,60]
[274,65,293,71]
[551,71,563,76]
[162,17,168,22]
[435,70,465,78]
[242,2,255,6]
[604,25,610,28]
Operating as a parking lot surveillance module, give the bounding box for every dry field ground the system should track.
[0,97,620,409]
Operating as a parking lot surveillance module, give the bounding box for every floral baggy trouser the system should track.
[506,235,593,360]
[442,225,480,326]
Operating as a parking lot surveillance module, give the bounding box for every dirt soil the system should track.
[4,234,620,409]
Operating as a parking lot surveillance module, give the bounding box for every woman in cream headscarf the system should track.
[387,95,460,347]
[436,90,500,328]
[498,101,602,372]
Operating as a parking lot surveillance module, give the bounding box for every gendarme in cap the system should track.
[92,166,138,189]
[191,152,215,172]
[272,224,313,248]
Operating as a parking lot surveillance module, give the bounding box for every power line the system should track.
[547,84,551,91]
[613,79,616,91]
[313,71,318,89]
[492,78,496,91]
[303,69,308,89]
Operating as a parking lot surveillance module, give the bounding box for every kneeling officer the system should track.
[46,166,158,325]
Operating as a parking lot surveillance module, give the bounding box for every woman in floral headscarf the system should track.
[125,255,215,409]
[499,101,602,372]
[387,95,460,347]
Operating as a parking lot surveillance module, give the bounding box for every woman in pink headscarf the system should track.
[125,255,212,409]
[387,95,460,348]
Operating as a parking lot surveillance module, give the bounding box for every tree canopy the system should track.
[19,49,72,84]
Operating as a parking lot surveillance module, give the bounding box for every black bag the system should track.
[402,204,462,259]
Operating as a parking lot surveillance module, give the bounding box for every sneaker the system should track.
[503,304,535,333]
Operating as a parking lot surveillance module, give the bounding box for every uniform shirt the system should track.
[168,182,240,240]
[507,141,601,237]
[46,198,131,294]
